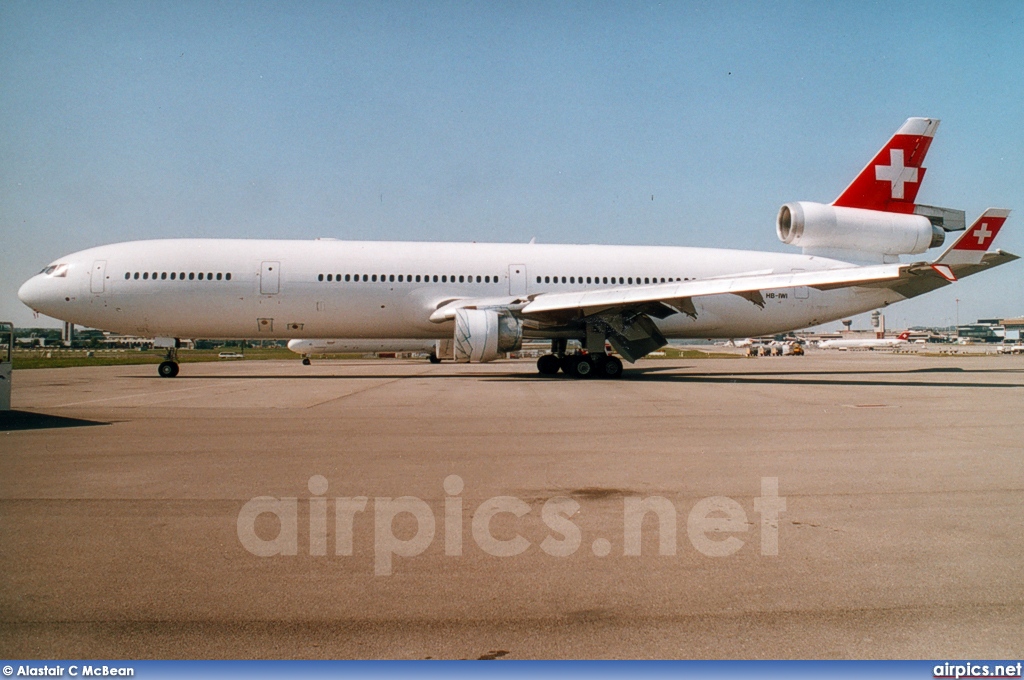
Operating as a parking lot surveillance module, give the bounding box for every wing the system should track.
[428,214,1016,361]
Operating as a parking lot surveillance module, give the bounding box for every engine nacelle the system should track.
[453,309,523,363]
[777,202,944,256]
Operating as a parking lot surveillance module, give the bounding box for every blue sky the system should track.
[2,1,1022,330]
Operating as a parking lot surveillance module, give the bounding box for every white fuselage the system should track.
[18,238,906,341]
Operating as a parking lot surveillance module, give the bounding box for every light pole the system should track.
[955,298,960,336]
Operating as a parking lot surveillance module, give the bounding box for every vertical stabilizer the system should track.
[833,118,939,214]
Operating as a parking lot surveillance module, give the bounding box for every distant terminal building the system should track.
[956,318,1023,343]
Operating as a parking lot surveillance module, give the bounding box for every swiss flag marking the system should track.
[955,216,1006,251]
[874,149,919,200]
[973,223,993,247]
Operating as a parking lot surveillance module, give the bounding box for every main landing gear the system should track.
[158,345,180,378]
[536,346,624,379]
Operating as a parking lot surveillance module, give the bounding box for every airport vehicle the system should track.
[0,322,12,410]
[817,331,912,350]
[287,338,444,365]
[998,344,1024,355]
[17,118,1017,379]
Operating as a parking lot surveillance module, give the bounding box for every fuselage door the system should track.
[260,261,280,295]
[90,260,107,294]
[508,264,527,296]
[791,268,809,299]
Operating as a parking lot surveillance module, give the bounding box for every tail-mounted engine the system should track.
[453,309,523,363]
[777,201,944,256]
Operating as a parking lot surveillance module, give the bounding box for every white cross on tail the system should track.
[974,223,992,246]
[875,149,919,200]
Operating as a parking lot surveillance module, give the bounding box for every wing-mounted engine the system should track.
[777,201,944,259]
[453,308,523,363]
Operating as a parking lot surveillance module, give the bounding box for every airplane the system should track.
[287,338,444,365]
[720,338,755,348]
[817,330,911,350]
[17,118,1017,379]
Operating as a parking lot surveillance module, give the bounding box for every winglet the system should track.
[933,208,1011,271]
[833,117,939,214]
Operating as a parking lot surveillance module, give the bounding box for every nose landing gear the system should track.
[157,342,180,378]
[158,358,179,378]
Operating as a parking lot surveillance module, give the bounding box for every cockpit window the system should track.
[42,264,68,277]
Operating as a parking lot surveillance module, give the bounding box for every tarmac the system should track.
[1,352,1022,659]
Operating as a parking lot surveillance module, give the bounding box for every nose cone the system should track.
[18,275,56,315]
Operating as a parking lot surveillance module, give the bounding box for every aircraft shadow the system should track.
[0,410,110,432]
[126,365,1024,389]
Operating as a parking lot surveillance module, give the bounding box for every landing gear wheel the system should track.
[429,353,442,364]
[537,354,561,375]
[570,354,594,378]
[599,355,623,379]
[302,358,311,366]
[158,360,179,378]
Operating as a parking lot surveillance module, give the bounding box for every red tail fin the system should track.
[833,118,939,214]
[897,332,911,341]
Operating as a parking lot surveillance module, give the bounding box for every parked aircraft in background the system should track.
[18,118,1016,379]
[817,331,912,350]
[287,338,444,365]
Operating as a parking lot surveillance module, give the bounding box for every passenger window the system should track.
[189,273,195,280]
[476,276,481,283]
[143,272,149,280]
[458,275,464,283]
[389,274,395,282]
[544,276,550,283]
[226,273,231,281]
[561,276,566,283]
[327,274,333,282]
[170,272,176,280]
[134,272,139,279]
[208,272,213,280]
[217,273,223,281]
[442,275,447,282]
[124,272,130,279]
